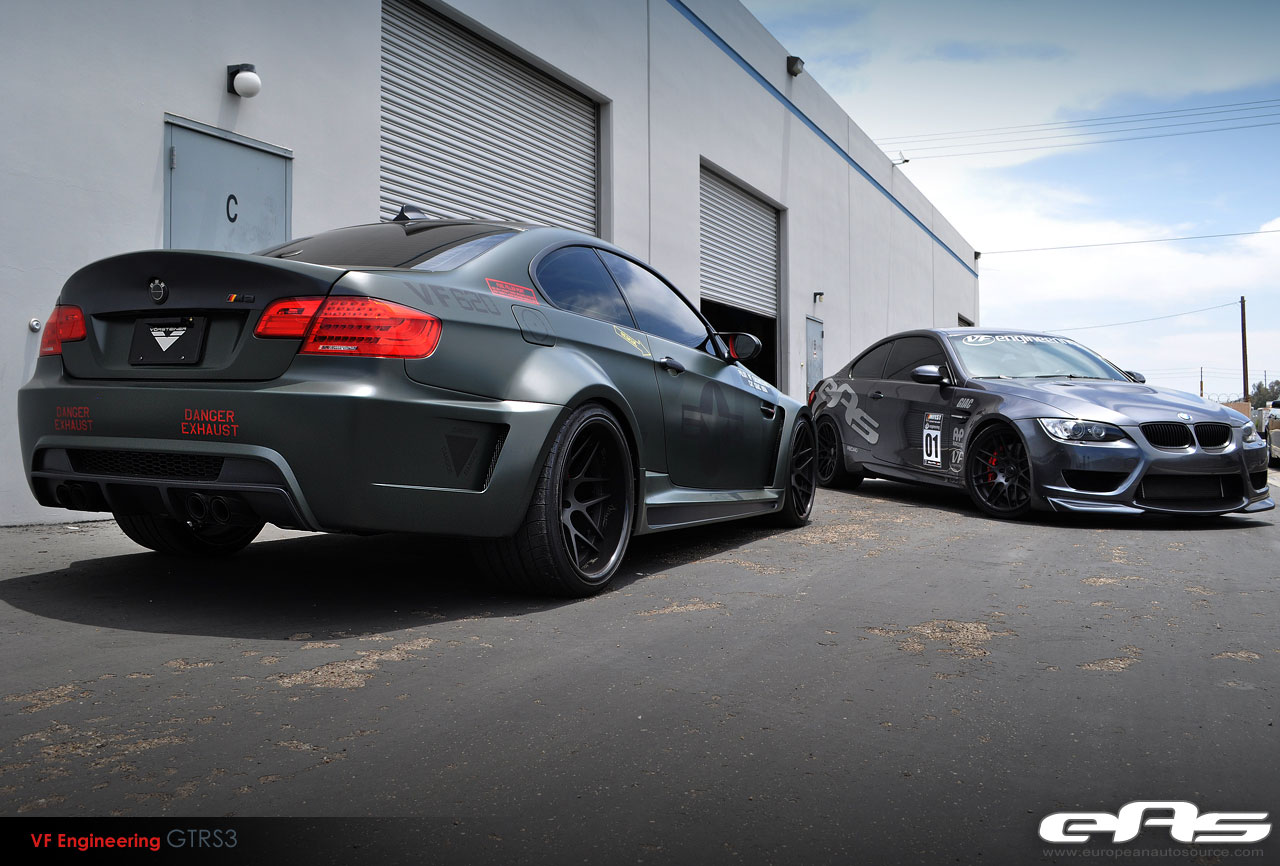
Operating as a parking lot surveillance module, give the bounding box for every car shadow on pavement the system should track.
[0,519,796,640]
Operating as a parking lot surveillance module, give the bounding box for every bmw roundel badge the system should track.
[1177,412,1192,421]
[149,278,168,304]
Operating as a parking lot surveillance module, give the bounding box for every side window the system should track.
[884,336,946,381]
[850,341,893,380]
[597,251,710,350]
[534,247,636,327]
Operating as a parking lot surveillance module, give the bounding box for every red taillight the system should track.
[303,296,441,358]
[39,305,87,356]
[256,296,442,359]
[255,298,325,338]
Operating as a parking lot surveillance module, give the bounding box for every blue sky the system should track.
[741,0,1280,400]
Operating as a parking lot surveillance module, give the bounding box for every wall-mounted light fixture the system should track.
[227,63,262,98]
[786,56,805,77]
[813,291,825,303]
[891,152,909,165]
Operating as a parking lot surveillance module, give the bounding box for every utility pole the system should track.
[1240,296,1248,404]
[1200,366,1204,397]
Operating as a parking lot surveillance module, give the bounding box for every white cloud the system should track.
[742,0,1280,397]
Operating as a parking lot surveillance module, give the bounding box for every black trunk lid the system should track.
[56,250,344,381]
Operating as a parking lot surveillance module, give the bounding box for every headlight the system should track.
[1242,422,1260,444]
[1038,418,1125,442]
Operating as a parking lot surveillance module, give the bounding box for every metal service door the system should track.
[806,317,824,393]
[166,120,292,252]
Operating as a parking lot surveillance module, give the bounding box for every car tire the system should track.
[815,415,863,489]
[114,513,264,556]
[484,404,635,597]
[772,415,818,527]
[964,424,1033,519]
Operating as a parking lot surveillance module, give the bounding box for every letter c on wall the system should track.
[226,194,239,223]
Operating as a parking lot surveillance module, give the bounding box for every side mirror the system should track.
[717,332,762,361]
[1126,371,1146,383]
[910,364,949,386]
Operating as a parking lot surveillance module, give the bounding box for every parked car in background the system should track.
[1264,400,1280,466]
[810,328,1273,518]
[18,215,817,596]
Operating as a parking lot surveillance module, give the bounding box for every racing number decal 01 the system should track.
[923,412,943,468]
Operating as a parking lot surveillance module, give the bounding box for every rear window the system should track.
[257,222,518,270]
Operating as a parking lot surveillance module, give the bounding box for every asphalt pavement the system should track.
[2,471,1278,864]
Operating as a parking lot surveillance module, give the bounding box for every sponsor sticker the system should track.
[485,278,538,305]
[613,325,651,357]
[923,412,943,468]
[734,365,772,395]
[962,334,1076,346]
[816,380,879,445]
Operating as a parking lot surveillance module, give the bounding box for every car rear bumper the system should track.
[1014,419,1273,516]
[18,357,562,537]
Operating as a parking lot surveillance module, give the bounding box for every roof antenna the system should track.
[393,204,429,222]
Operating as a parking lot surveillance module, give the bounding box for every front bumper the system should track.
[18,356,564,536]
[1013,418,1274,516]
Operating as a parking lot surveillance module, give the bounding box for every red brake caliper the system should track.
[987,446,1000,483]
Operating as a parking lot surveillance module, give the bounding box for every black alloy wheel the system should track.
[557,413,633,583]
[815,415,862,488]
[484,404,635,597]
[965,424,1033,518]
[773,416,817,526]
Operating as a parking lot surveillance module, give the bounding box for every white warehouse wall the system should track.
[0,0,977,525]
[0,0,382,525]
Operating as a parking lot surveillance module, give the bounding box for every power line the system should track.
[878,102,1280,146]
[873,96,1280,143]
[898,111,1280,153]
[983,228,1280,255]
[1048,301,1239,333]
[906,118,1280,159]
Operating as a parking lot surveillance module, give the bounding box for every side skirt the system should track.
[636,472,782,534]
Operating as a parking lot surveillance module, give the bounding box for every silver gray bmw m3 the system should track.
[811,328,1273,518]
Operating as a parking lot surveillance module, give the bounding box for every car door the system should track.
[874,335,958,474]
[817,339,893,468]
[532,246,666,473]
[596,250,778,490]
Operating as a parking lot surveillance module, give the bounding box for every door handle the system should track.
[658,357,685,374]
[870,390,884,400]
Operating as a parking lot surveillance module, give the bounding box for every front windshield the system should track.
[948,334,1129,381]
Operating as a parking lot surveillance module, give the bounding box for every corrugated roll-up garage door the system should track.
[380,0,598,233]
[698,169,779,318]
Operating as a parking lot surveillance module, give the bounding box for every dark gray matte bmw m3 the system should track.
[18,216,816,595]
[810,328,1273,518]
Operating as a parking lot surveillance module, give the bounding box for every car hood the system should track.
[987,379,1249,426]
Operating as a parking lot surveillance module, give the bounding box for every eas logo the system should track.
[961,334,994,346]
[1039,801,1270,844]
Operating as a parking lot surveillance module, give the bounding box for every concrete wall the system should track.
[0,0,977,525]
[0,0,381,525]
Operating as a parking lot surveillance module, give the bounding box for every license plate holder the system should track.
[128,316,208,365]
